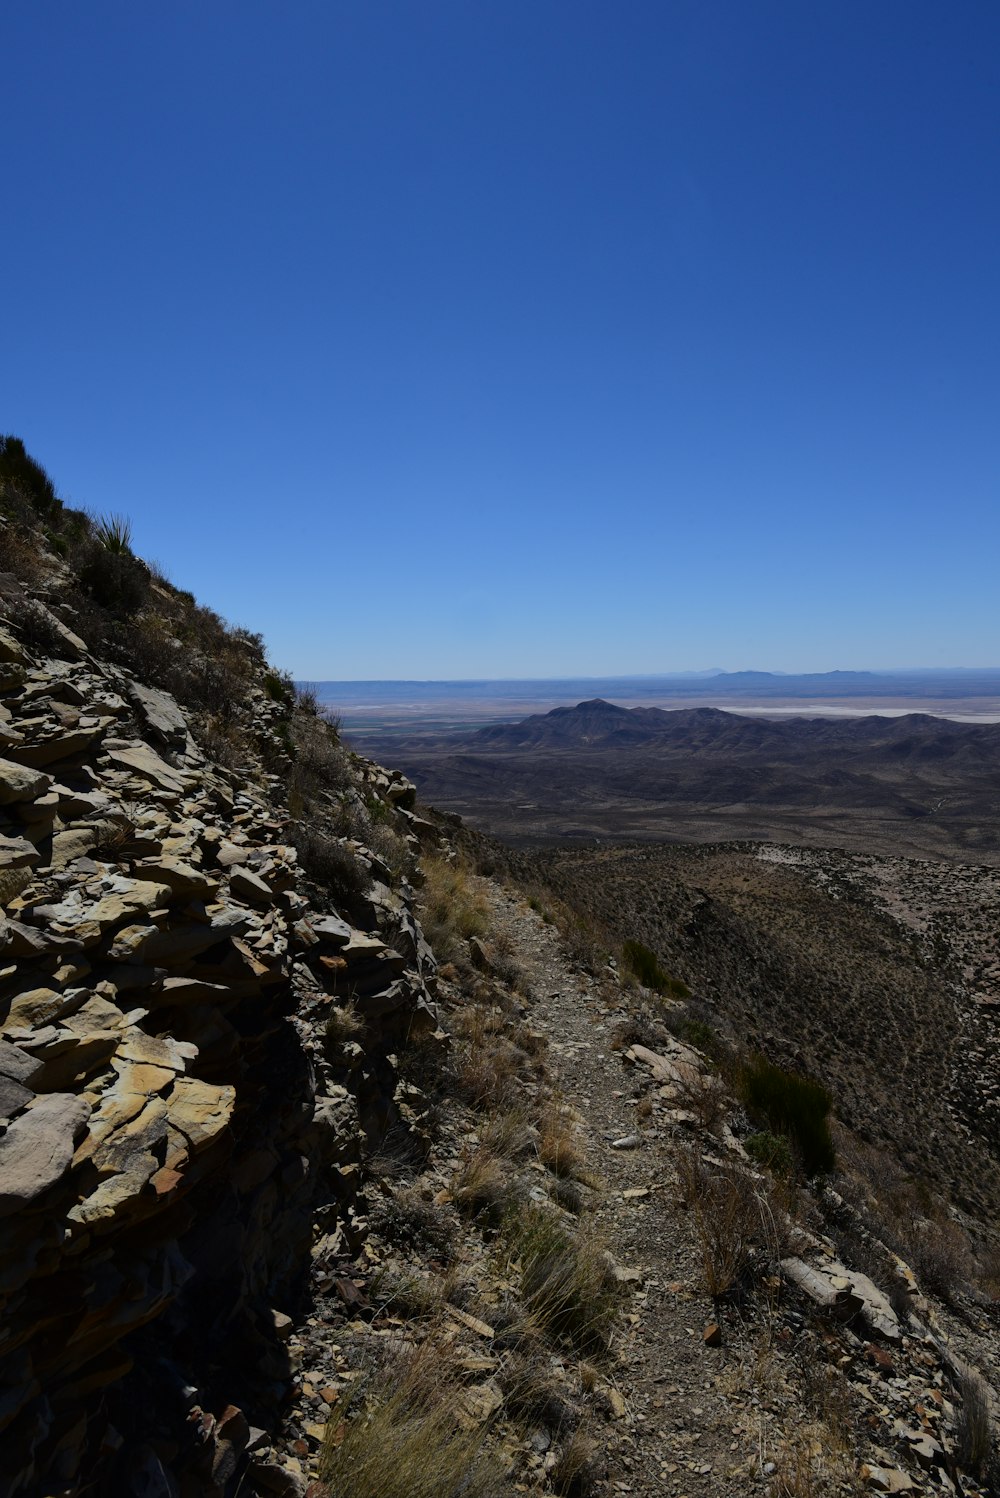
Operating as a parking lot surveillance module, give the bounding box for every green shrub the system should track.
[622,939,690,999]
[744,1131,794,1178]
[679,1018,717,1053]
[264,670,292,703]
[738,1055,834,1177]
[77,541,150,614]
[0,436,59,516]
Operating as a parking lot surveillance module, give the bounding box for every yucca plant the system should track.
[93,512,133,553]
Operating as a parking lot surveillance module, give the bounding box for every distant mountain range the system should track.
[312,667,1000,708]
[367,698,1000,861]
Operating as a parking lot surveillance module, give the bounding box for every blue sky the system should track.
[3,2,998,678]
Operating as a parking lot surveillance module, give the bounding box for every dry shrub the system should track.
[678,1147,776,1299]
[550,1430,601,1496]
[292,825,372,911]
[955,1370,995,1481]
[507,1207,620,1355]
[418,856,489,962]
[537,1104,594,1185]
[369,1185,454,1259]
[319,1343,507,1498]
[911,1218,972,1304]
[370,1267,446,1322]
[452,1148,521,1226]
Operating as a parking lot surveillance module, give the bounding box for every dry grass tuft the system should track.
[549,1429,601,1496]
[506,1207,620,1355]
[537,1104,595,1186]
[418,856,489,962]
[678,1147,777,1299]
[324,1002,365,1052]
[479,1105,535,1159]
[319,1343,507,1498]
[452,1007,527,1111]
[453,1148,522,1226]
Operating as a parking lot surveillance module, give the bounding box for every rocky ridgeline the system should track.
[0,589,438,1495]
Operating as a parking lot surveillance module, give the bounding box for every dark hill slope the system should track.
[374,700,1000,859]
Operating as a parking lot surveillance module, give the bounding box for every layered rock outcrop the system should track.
[0,593,437,1495]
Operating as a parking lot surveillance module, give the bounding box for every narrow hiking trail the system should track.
[483,882,808,1498]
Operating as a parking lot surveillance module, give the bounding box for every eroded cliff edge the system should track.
[0,469,440,1494]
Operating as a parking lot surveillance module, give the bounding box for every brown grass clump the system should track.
[324,1003,365,1053]
[319,1344,507,1498]
[549,1430,601,1496]
[506,1207,620,1356]
[678,1147,777,1299]
[452,1148,521,1226]
[537,1104,595,1186]
[418,855,489,962]
[479,1105,535,1159]
[452,1007,526,1111]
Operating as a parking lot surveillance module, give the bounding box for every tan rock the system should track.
[49,827,99,870]
[167,1076,235,1151]
[0,834,40,871]
[229,866,274,907]
[0,757,52,805]
[133,857,219,899]
[104,742,192,794]
[0,1092,91,1216]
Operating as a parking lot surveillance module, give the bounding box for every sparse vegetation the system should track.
[678,1147,777,1299]
[318,1346,507,1498]
[738,1054,835,1178]
[418,855,489,962]
[622,938,691,998]
[506,1206,620,1355]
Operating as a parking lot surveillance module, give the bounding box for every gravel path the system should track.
[485,882,768,1497]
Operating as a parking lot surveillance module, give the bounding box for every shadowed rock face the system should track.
[375,700,1000,860]
[0,612,436,1494]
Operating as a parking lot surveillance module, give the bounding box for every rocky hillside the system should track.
[0,445,440,1494]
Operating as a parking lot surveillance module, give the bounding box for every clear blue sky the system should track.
[3,2,998,678]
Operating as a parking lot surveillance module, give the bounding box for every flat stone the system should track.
[104,743,191,794]
[127,681,188,746]
[49,828,99,870]
[133,857,219,900]
[229,866,274,907]
[860,1465,915,1493]
[10,723,109,767]
[0,1074,33,1117]
[0,1040,44,1087]
[0,1092,91,1216]
[0,835,40,871]
[0,757,52,805]
[87,879,173,930]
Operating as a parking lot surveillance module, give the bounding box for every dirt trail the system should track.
[485,883,771,1497]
